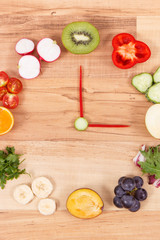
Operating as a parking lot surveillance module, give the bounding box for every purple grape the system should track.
[114,185,126,197]
[129,198,140,212]
[135,188,147,201]
[118,176,126,185]
[133,176,144,188]
[113,196,123,208]
[121,178,136,191]
[121,194,135,208]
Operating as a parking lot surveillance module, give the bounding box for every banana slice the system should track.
[38,198,56,215]
[31,177,53,198]
[13,184,34,205]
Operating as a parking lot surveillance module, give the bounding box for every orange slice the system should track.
[0,107,14,135]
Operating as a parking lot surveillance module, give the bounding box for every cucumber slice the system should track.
[146,83,160,103]
[153,67,160,83]
[132,73,153,93]
[74,117,88,131]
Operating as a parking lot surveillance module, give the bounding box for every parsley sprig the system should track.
[0,146,28,189]
[139,145,160,179]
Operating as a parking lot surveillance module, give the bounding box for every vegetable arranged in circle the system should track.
[112,33,151,69]
[62,21,100,54]
[133,145,160,187]
[113,176,147,212]
[3,93,19,109]
[132,73,153,93]
[145,104,160,138]
[0,146,27,189]
[0,71,9,87]
[15,38,35,55]
[146,83,160,103]
[0,107,14,136]
[153,67,160,83]
[18,55,40,79]
[66,188,104,219]
[74,117,88,131]
[75,66,130,130]
[7,78,23,94]
[37,38,61,62]
[0,87,8,100]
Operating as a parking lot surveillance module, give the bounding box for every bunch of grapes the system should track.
[113,176,147,212]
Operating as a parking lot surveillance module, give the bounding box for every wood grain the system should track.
[1,1,160,239]
[2,210,160,240]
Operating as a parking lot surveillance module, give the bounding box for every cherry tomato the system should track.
[0,87,8,100]
[3,93,19,109]
[112,33,151,69]
[0,71,9,87]
[7,78,23,94]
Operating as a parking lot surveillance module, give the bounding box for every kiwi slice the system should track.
[62,21,100,54]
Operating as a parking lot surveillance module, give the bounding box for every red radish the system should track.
[0,86,8,100]
[7,78,23,94]
[0,71,9,87]
[37,38,61,62]
[15,38,35,55]
[18,55,40,79]
[3,93,19,109]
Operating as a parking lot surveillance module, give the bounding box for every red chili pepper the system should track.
[112,33,151,69]
[79,65,83,117]
[88,124,130,128]
[78,66,130,128]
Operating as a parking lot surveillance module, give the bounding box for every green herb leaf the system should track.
[138,145,160,179]
[0,146,28,189]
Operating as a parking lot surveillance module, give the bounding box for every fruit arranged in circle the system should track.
[129,198,140,212]
[18,55,40,79]
[31,177,53,198]
[3,93,19,109]
[37,38,61,62]
[121,177,135,191]
[66,188,104,219]
[113,176,147,212]
[13,184,34,205]
[0,71,9,87]
[0,86,8,100]
[62,21,100,54]
[134,188,147,201]
[38,198,56,215]
[15,38,35,55]
[113,196,123,208]
[133,176,144,188]
[121,194,135,208]
[0,107,14,135]
[7,78,23,94]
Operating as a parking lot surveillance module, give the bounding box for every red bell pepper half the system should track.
[112,33,151,69]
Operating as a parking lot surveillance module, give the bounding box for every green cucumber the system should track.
[153,67,160,83]
[74,117,88,131]
[146,83,160,103]
[132,73,153,93]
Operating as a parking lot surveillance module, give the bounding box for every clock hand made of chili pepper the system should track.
[74,66,130,131]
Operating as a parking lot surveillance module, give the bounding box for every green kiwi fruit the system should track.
[62,21,100,54]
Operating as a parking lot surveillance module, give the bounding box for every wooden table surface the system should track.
[1,0,160,239]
